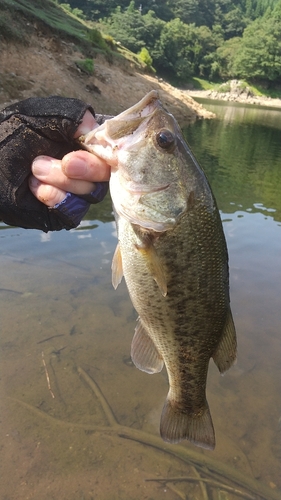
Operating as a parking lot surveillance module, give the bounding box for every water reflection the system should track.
[193,97,281,128]
[0,102,280,499]
[184,102,281,222]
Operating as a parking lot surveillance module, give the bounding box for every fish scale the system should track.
[81,90,237,450]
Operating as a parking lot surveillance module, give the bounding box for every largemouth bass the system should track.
[81,91,237,450]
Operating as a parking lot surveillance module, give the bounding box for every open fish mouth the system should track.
[81,91,160,143]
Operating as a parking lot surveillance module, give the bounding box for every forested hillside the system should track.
[58,0,281,88]
[1,0,214,120]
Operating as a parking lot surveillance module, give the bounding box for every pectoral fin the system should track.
[135,242,167,297]
[212,309,237,374]
[131,319,164,374]
[112,243,123,289]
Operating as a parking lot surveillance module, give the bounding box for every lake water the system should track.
[0,100,280,500]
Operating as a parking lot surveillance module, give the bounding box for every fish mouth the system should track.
[80,90,161,161]
[106,90,160,126]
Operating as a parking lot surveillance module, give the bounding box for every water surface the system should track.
[0,101,280,500]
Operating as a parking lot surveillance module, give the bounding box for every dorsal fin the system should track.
[212,309,237,374]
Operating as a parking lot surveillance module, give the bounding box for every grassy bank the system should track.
[0,0,89,44]
[0,0,148,72]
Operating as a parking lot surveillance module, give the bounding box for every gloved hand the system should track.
[0,96,111,232]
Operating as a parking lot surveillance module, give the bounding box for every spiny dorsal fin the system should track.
[111,243,123,289]
[131,319,164,374]
[213,309,237,374]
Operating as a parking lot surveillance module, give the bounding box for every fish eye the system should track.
[156,129,175,151]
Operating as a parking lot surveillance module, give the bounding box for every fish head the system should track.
[81,91,213,232]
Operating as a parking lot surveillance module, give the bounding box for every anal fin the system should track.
[213,309,237,374]
[160,397,215,450]
[131,319,164,374]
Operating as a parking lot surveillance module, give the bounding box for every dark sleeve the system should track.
[0,96,96,232]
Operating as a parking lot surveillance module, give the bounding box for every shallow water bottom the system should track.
[0,216,280,500]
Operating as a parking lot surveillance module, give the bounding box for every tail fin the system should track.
[160,398,215,450]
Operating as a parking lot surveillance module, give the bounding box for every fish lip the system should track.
[108,90,160,122]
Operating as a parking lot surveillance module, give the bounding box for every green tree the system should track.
[155,20,219,79]
[59,0,281,87]
[140,10,165,51]
[166,0,199,24]
[194,25,218,76]
[233,1,281,82]
[222,7,247,39]
[104,4,164,54]
[215,37,242,78]
[153,18,197,79]
[138,47,153,67]
[104,3,145,52]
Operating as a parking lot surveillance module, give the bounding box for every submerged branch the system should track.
[145,476,257,500]
[117,431,279,500]
[8,366,280,500]
[190,465,209,500]
[8,397,114,434]
[77,366,118,428]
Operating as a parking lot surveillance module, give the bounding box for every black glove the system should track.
[0,96,109,232]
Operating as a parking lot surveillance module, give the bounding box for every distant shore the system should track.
[187,89,281,109]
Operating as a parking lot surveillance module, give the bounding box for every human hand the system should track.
[29,110,110,208]
[0,96,111,232]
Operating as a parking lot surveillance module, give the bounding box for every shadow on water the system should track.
[0,102,280,500]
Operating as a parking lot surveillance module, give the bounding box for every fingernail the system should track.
[63,158,87,178]
[29,175,40,189]
[32,156,52,176]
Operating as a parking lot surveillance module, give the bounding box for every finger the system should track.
[29,176,67,207]
[62,150,110,182]
[74,109,98,137]
[32,156,95,195]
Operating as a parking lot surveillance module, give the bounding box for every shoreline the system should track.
[187,89,281,109]
[0,40,215,124]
